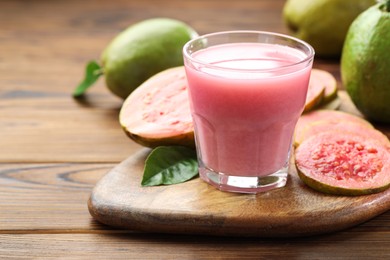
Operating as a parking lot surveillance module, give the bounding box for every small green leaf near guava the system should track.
[72,61,103,98]
[141,146,198,186]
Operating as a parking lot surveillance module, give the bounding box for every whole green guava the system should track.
[102,18,198,99]
[283,0,375,57]
[341,1,390,124]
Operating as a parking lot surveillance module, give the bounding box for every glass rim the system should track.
[182,30,315,73]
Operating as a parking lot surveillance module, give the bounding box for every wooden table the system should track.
[1,0,389,258]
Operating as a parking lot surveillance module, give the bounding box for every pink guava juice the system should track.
[185,42,313,179]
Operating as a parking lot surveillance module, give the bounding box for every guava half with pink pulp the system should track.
[294,110,374,147]
[119,66,194,148]
[303,69,339,112]
[295,121,389,147]
[295,132,390,196]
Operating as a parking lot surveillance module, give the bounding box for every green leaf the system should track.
[141,146,198,186]
[72,60,103,98]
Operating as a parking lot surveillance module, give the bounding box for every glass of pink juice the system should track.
[183,31,314,193]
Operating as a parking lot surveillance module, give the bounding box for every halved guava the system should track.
[119,66,194,148]
[303,69,338,112]
[304,74,325,113]
[317,96,341,110]
[295,132,390,196]
[312,68,338,104]
[294,110,373,147]
[294,121,389,147]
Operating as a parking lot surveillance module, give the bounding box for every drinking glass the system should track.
[183,31,314,193]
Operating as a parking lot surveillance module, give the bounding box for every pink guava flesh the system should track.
[296,110,372,132]
[311,68,337,101]
[304,76,325,111]
[295,121,389,147]
[303,69,338,112]
[119,66,194,148]
[296,132,390,195]
[294,110,373,147]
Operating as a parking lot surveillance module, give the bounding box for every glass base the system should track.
[199,165,288,194]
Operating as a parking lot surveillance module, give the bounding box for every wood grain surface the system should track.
[88,146,390,237]
[1,0,390,258]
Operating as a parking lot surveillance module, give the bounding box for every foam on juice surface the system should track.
[193,43,306,79]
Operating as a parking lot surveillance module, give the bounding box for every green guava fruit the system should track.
[73,18,198,99]
[341,1,390,123]
[283,0,375,57]
[119,66,194,148]
[295,132,390,196]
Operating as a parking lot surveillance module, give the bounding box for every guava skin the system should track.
[101,18,198,99]
[341,3,390,123]
[124,129,195,149]
[297,170,390,196]
[283,0,375,57]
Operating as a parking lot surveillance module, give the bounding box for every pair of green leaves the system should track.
[141,146,199,186]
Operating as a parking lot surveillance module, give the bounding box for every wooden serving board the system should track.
[88,92,390,237]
